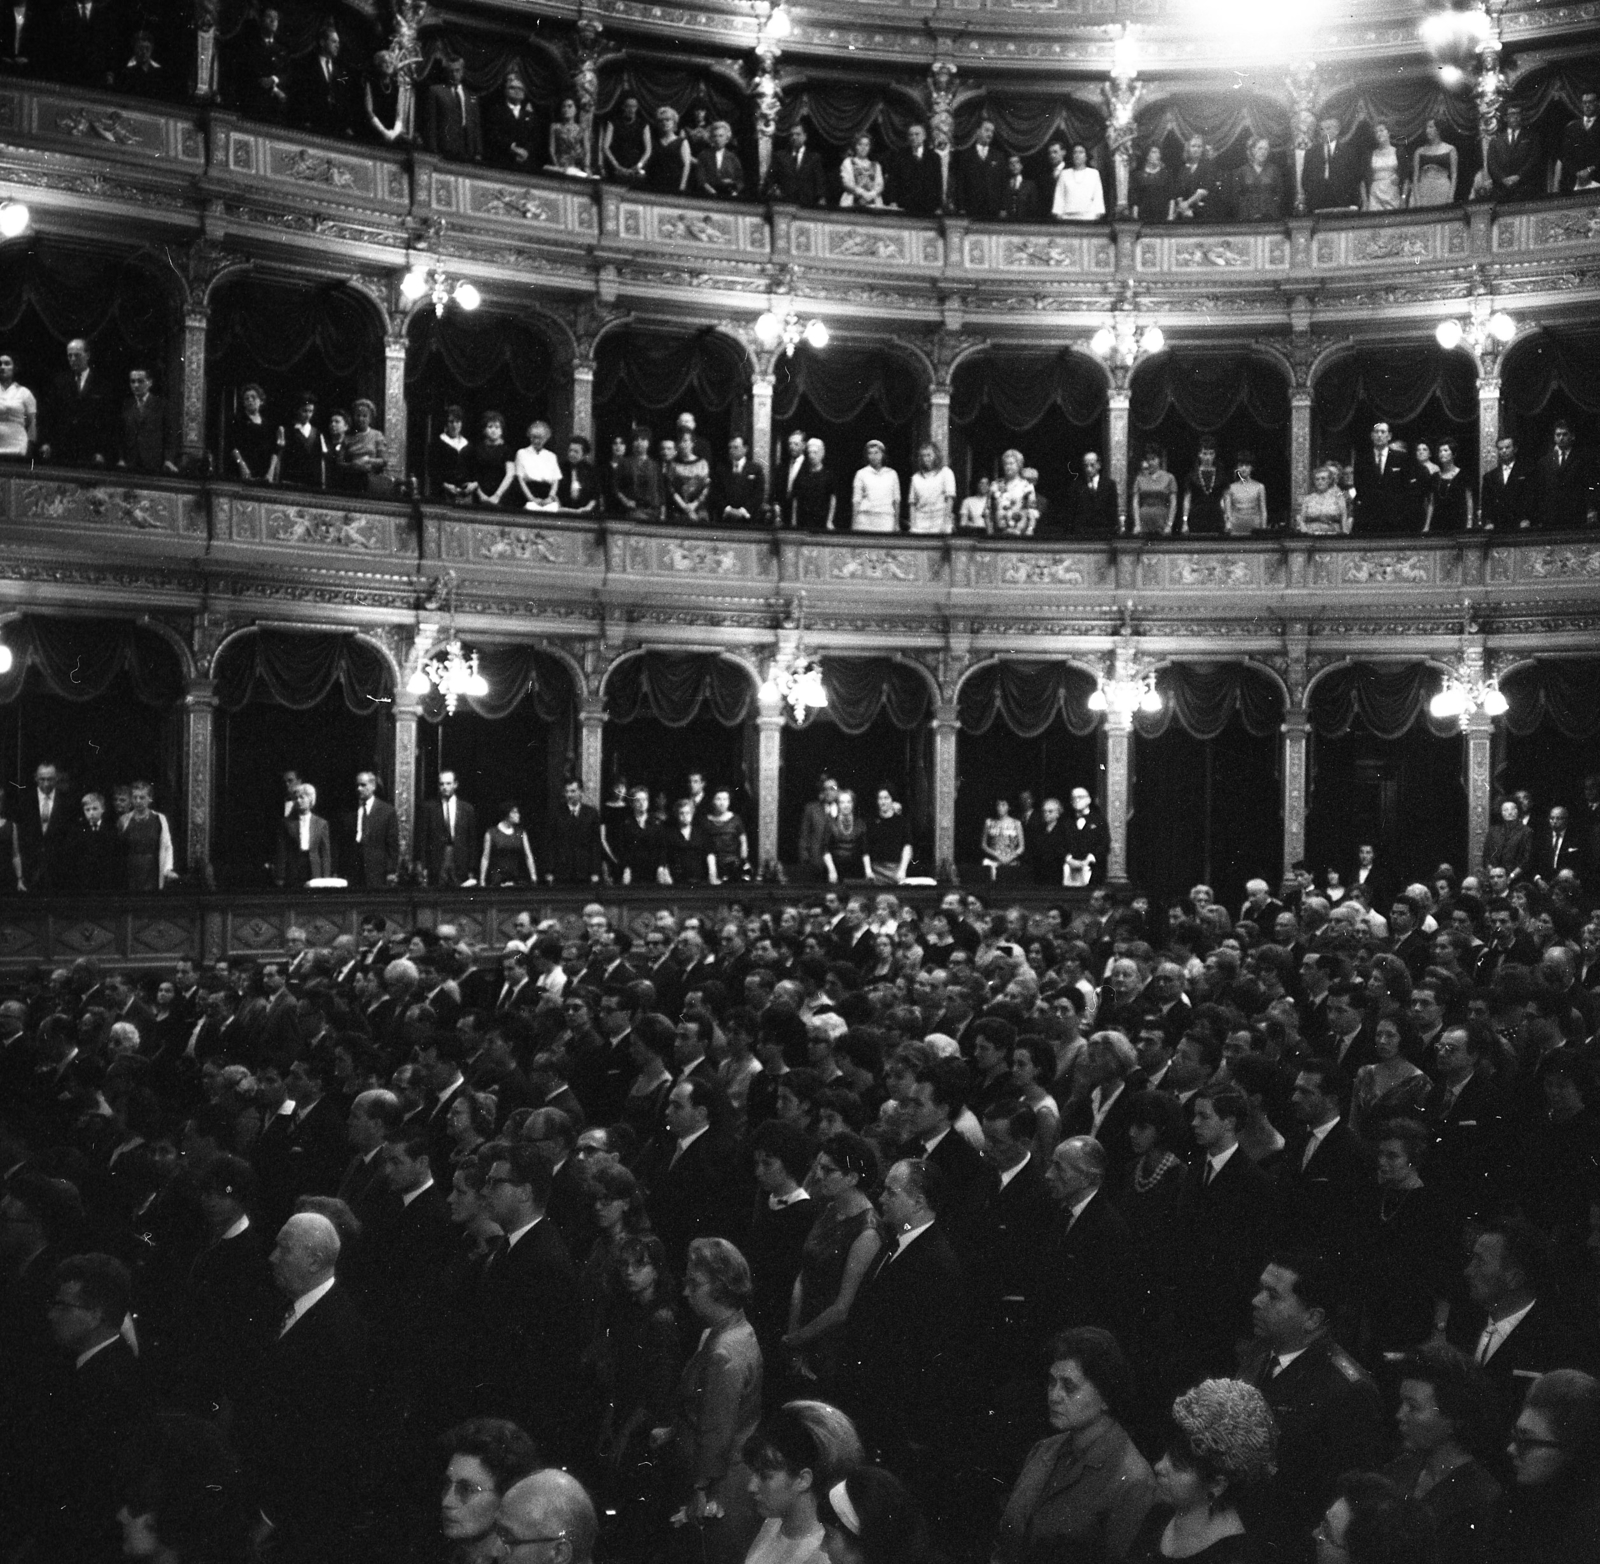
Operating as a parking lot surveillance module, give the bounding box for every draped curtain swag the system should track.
[216,630,393,715]
[1500,327,1600,418]
[774,342,925,427]
[419,645,573,725]
[1500,660,1600,740]
[605,652,753,728]
[813,658,930,734]
[1135,663,1284,740]
[1131,353,1289,434]
[950,351,1108,432]
[1137,91,1290,163]
[209,278,383,381]
[1310,663,1460,740]
[0,237,169,356]
[595,328,751,417]
[957,661,1100,737]
[0,616,184,706]
[596,58,749,131]
[406,312,556,398]
[1315,347,1479,434]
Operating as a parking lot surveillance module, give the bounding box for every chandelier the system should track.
[401,262,481,317]
[755,308,829,357]
[1429,675,1508,720]
[1434,309,1515,355]
[767,657,828,722]
[1090,318,1164,369]
[0,201,28,240]
[1088,673,1163,715]
[406,574,489,714]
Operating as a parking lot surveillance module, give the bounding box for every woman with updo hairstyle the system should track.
[1492,1369,1600,1564]
[116,1412,251,1564]
[1125,1379,1276,1562]
[817,1465,928,1564]
[437,1417,540,1564]
[446,1089,498,1166]
[740,1400,865,1564]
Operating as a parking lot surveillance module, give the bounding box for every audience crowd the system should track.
[4,751,1600,1564]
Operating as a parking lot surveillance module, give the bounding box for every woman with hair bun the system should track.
[818,1465,928,1564]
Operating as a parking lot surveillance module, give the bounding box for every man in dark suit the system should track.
[17,759,72,894]
[1533,420,1595,531]
[52,0,119,89]
[637,1078,741,1261]
[1282,1059,1372,1264]
[284,1052,347,1201]
[238,1214,372,1564]
[114,367,179,475]
[1238,1251,1384,1558]
[765,121,827,207]
[1480,434,1534,530]
[1555,89,1600,190]
[415,769,477,887]
[1535,804,1585,882]
[1065,786,1111,888]
[236,3,290,121]
[338,1089,403,1231]
[0,0,43,74]
[888,122,941,216]
[1301,115,1364,211]
[1039,1135,1131,1334]
[1484,103,1543,201]
[999,153,1039,221]
[694,119,744,200]
[483,72,537,170]
[955,119,1008,218]
[273,782,331,888]
[345,771,398,889]
[1027,796,1070,886]
[840,1158,965,1485]
[902,1057,997,1257]
[776,428,809,527]
[712,434,767,527]
[40,338,110,467]
[423,55,482,162]
[1352,421,1417,535]
[296,21,353,139]
[1428,1023,1507,1220]
[545,778,603,886]
[365,1126,452,1339]
[1069,450,1121,534]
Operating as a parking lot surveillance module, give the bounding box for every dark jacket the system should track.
[956,143,1008,218]
[766,145,827,207]
[116,393,178,473]
[43,366,111,465]
[546,803,603,885]
[344,797,399,888]
[1069,474,1121,536]
[415,796,478,887]
[1302,137,1364,210]
[1480,459,1534,530]
[423,80,482,161]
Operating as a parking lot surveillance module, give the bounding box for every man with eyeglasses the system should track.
[492,1468,597,1564]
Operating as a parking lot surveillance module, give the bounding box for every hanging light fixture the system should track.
[0,201,29,241]
[755,308,829,356]
[406,573,489,715]
[1087,672,1163,715]
[0,641,12,674]
[401,262,481,317]
[1429,674,1508,719]
[1435,310,1515,354]
[761,595,830,722]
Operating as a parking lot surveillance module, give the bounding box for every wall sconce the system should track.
[402,263,481,317]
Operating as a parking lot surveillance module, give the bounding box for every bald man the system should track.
[495,1469,599,1564]
[1040,1135,1131,1335]
[237,1213,373,1564]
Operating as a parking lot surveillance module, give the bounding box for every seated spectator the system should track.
[485,73,538,171]
[696,120,745,200]
[425,57,481,162]
[851,441,901,533]
[558,435,599,514]
[117,30,166,99]
[277,393,326,491]
[435,405,473,502]
[767,122,827,207]
[228,384,280,485]
[515,420,562,511]
[364,50,410,147]
[468,411,514,507]
[602,95,652,185]
[840,133,886,209]
[548,96,590,176]
[1052,142,1106,221]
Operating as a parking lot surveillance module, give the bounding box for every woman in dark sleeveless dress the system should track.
[479,802,536,885]
[123,781,170,892]
[1181,440,1225,535]
[1424,438,1474,533]
[603,95,651,184]
[646,106,692,194]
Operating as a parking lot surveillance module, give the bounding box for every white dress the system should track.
[908,465,956,534]
[515,446,563,510]
[1054,166,1105,221]
[851,463,902,532]
[0,381,36,456]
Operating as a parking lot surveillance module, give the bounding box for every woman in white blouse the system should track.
[1055,142,1106,222]
[514,419,563,511]
[850,439,901,532]
[0,353,37,458]
[907,441,956,534]
[839,131,886,209]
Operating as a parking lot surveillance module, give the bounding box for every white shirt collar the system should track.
[921,1125,951,1154]
[1273,1345,1310,1375]
[504,1216,543,1249]
[1206,1142,1239,1176]
[1479,1297,1537,1360]
[401,1177,435,1207]
[435,1075,463,1106]
[221,1213,250,1241]
[281,1275,336,1335]
[1067,1189,1097,1224]
[675,1123,710,1154]
[997,1151,1031,1190]
[76,1334,121,1370]
[768,1186,811,1209]
[894,1217,936,1254]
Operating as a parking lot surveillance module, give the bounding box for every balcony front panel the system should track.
[208,117,411,218]
[212,490,418,565]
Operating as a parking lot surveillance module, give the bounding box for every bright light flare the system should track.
[400,266,429,302]
[0,201,29,240]
[452,281,480,311]
[1435,319,1464,351]
[803,317,829,350]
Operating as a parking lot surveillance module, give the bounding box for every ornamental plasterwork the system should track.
[54,106,145,145]
[1172,240,1250,269]
[1524,547,1600,579]
[479,187,558,223]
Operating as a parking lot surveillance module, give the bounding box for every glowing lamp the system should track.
[1434,319,1464,351]
[401,267,430,302]
[0,201,29,240]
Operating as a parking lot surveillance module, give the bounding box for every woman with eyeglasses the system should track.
[580,1164,653,1365]
[1491,1369,1600,1563]
[437,1418,540,1564]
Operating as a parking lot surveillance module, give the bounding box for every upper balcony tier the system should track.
[4,82,1600,336]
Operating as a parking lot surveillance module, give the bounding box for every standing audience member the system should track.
[602,95,652,185]
[0,351,36,458]
[767,122,827,207]
[851,441,901,533]
[41,337,110,466]
[424,57,481,161]
[485,73,538,170]
[696,120,745,199]
[363,50,409,145]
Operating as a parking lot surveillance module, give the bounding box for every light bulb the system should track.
[766,5,792,40]
[803,318,829,349]
[1139,685,1163,713]
[466,672,489,697]
[0,201,29,240]
[1429,687,1464,718]
[1481,686,1509,716]
[1434,319,1463,351]
[407,668,432,696]
[1139,326,1164,356]
[1090,327,1116,358]
[1439,64,1465,88]
[754,311,783,350]
[453,281,480,311]
[0,642,12,674]
[401,267,429,302]
[1488,311,1516,343]
[1087,687,1108,712]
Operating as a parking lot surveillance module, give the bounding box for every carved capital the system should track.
[176,239,250,310]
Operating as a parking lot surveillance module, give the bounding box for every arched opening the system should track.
[773,342,923,521]
[1500,326,1600,486]
[207,275,385,483]
[1306,663,1465,892]
[0,616,186,893]
[950,350,1109,532]
[1135,90,1290,218]
[1128,663,1284,909]
[593,327,750,471]
[596,60,758,196]
[1314,81,1480,203]
[1495,660,1600,842]
[415,646,577,882]
[407,309,560,494]
[1130,351,1290,530]
[954,661,1102,881]
[602,653,759,853]
[213,629,394,888]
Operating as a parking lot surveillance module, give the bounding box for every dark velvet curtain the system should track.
[0,237,170,358]
[605,652,754,728]
[1131,354,1289,433]
[1315,347,1479,434]
[1320,79,1478,143]
[209,278,383,382]
[1501,660,1600,740]
[773,343,924,426]
[215,631,394,715]
[407,312,556,401]
[1135,662,1284,740]
[812,658,930,734]
[595,58,746,126]
[951,351,1108,432]
[1310,663,1459,740]
[1138,90,1292,161]
[418,645,573,726]
[0,617,184,706]
[595,328,751,420]
[1501,328,1600,419]
[414,30,572,104]
[957,661,1100,738]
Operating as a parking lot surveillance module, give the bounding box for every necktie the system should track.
[1301,1134,1318,1171]
[1203,1160,1216,1186]
[482,1233,509,1270]
[39,795,49,825]
[357,801,367,842]
[1090,478,1097,491]
[1477,1321,1502,1365]
[445,799,454,833]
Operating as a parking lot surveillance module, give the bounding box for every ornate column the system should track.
[750,46,782,192]
[393,692,420,862]
[1281,707,1310,872]
[384,334,408,475]
[572,360,595,445]
[1290,388,1314,504]
[579,698,605,803]
[183,677,217,875]
[193,0,219,101]
[752,365,775,473]
[1107,387,1131,514]
[180,304,210,469]
[926,329,963,464]
[1104,711,1133,884]
[756,683,784,875]
[1102,34,1143,219]
[1478,371,1501,477]
[933,702,960,881]
[1287,62,1318,215]
[570,18,604,174]
[1474,31,1505,195]
[1465,709,1494,872]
